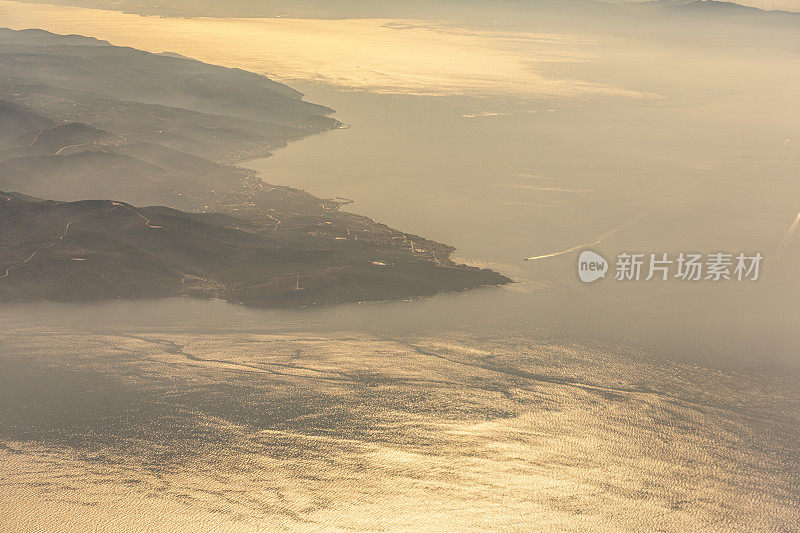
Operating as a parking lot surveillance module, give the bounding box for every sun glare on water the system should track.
[0,0,651,98]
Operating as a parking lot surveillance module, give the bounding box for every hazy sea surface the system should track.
[1,1,799,530]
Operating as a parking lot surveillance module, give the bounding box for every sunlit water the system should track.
[1,2,799,531]
[0,0,649,98]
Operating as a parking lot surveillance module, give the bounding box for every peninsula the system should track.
[0,28,510,307]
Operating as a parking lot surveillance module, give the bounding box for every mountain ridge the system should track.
[0,193,511,307]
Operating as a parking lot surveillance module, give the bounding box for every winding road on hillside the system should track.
[0,200,161,280]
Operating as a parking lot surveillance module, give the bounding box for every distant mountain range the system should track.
[0,28,510,306]
[10,0,800,19]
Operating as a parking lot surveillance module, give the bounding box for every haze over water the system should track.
[1,1,799,530]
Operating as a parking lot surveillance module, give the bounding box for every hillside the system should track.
[0,194,510,306]
[0,28,338,163]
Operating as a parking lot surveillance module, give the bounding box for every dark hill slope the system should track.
[0,194,510,307]
[0,100,54,144]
